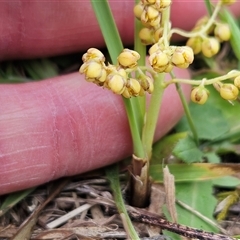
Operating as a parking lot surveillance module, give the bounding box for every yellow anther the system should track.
[117,49,140,69]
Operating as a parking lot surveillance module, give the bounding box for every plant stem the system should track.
[141,5,170,159]
[91,0,145,158]
[204,0,213,16]
[105,165,140,240]
[165,70,240,86]
[123,98,146,158]
[142,73,165,158]
[169,0,222,39]
[134,0,146,140]
[91,0,123,61]
[173,78,199,146]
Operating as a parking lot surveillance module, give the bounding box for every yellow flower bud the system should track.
[142,0,156,4]
[147,79,154,94]
[221,0,236,5]
[191,87,209,104]
[117,49,140,69]
[122,88,132,98]
[139,27,155,45]
[141,5,161,27]
[133,3,144,20]
[171,46,194,68]
[220,83,239,100]
[213,81,222,92]
[214,23,231,42]
[154,0,171,11]
[106,73,127,94]
[149,42,166,55]
[79,61,107,83]
[186,37,202,54]
[234,76,240,89]
[201,37,220,58]
[164,63,174,73]
[149,45,157,56]
[126,78,141,96]
[139,75,154,94]
[194,16,215,34]
[149,50,171,73]
[82,48,105,63]
[154,27,164,42]
[117,68,128,79]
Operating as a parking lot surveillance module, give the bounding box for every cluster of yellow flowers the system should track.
[79,48,154,98]
[188,0,237,104]
[134,0,171,45]
[191,74,240,104]
[133,0,194,73]
[148,43,194,73]
[186,17,231,58]
[80,0,236,102]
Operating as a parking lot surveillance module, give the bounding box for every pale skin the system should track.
[0,1,240,195]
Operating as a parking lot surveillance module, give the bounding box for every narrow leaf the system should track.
[150,163,240,183]
[0,188,35,217]
[222,8,240,61]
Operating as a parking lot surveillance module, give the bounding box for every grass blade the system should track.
[0,188,35,217]
[91,0,123,63]
[222,8,240,61]
[105,165,140,239]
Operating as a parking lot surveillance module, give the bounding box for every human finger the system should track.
[0,1,239,60]
[0,68,190,195]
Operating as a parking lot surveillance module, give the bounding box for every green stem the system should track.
[204,0,213,16]
[169,0,222,39]
[91,0,145,158]
[166,70,240,86]
[170,70,199,146]
[141,5,171,159]
[174,80,199,146]
[134,0,146,141]
[142,73,165,159]
[123,98,146,158]
[91,0,123,61]
[106,165,140,240]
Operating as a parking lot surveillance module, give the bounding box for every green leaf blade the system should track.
[172,135,204,163]
[176,102,230,140]
[91,0,123,63]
